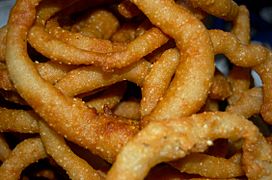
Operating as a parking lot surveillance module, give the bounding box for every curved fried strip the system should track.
[114,99,140,120]
[227,87,263,118]
[227,66,251,105]
[0,26,7,62]
[132,0,214,121]
[231,5,250,44]
[6,0,138,163]
[254,52,272,124]
[0,138,47,180]
[39,121,102,180]
[209,72,232,100]
[71,9,120,39]
[210,30,269,67]
[0,134,11,162]
[117,0,141,19]
[170,153,244,178]
[55,59,150,97]
[36,61,75,84]
[0,108,39,133]
[0,62,74,91]
[86,82,127,113]
[107,112,272,179]
[140,48,180,118]
[29,24,167,69]
[46,18,125,52]
[189,0,239,21]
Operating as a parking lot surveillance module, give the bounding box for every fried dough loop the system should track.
[1,0,272,179]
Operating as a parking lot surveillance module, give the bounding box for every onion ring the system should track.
[0,26,7,62]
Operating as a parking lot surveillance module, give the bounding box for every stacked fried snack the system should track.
[0,0,272,179]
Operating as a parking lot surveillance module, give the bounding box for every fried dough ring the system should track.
[39,121,102,180]
[55,59,150,97]
[107,112,272,179]
[0,108,39,133]
[6,0,139,163]
[189,0,239,21]
[131,0,214,122]
[0,134,11,162]
[0,138,47,180]
[140,48,180,118]
[226,87,263,118]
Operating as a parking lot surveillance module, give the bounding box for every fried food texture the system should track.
[1,0,272,179]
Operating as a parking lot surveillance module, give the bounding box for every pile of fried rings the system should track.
[0,0,272,179]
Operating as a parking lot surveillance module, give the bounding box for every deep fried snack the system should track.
[189,0,239,21]
[107,112,272,179]
[226,87,263,118]
[0,62,74,91]
[71,9,120,39]
[209,72,232,100]
[55,59,150,96]
[29,24,167,69]
[0,108,39,133]
[0,138,47,180]
[132,0,214,122]
[28,1,168,69]
[39,121,102,180]
[231,5,250,44]
[254,52,272,124]
[140,48,179,118]
[114,99,140,120]
[170,153,244,178]
[227,66,251,105]
[0,134,11,162]
[117,0,141,19]
[6,0,138,163]
[210,30,268,67]
[45,18,125,52]
[0,26,7,62]
[86,82,127,113]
